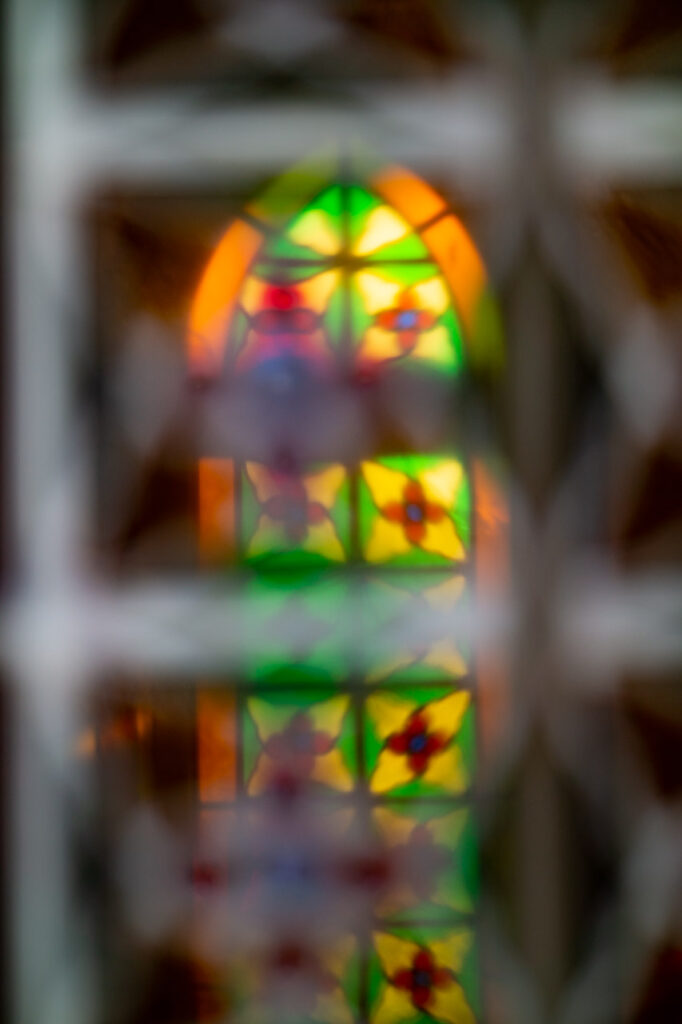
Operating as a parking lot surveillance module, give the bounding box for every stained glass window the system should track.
[189,153,505,1024]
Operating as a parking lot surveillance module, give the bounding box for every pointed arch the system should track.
[187,155,503,380]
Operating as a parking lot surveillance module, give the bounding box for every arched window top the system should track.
[187,155,502,381]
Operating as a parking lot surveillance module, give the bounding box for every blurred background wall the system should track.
[3,2,682,1023]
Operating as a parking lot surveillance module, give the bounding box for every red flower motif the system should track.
[239,283,325,371]
[263,475,328,543]
[254,285,320,335]
[386,710,449,774]
[375,290,437,353]
[380,480,446,545]
[392,948,454,1009]
[264,712,335,782]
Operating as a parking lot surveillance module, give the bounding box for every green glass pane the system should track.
[364,687,475,799]
[362,261,443,287]
[365,231,430,261]
[470,285,505,372]
[368,926,479,1023]
[371,802,478,921]
[322,282,346,348]
[242,464,350,568]
[241,704,259,784]
[253,260,328,283]
[351,265,464,375]
[359,455,470,567]
[293,184,344,222]
[349,184,382,242]
[309,185,342,219]
[262,232,334,263]
[349,185,432,260]
[261,186,342,260]
[350,280,375,339]
[242,688,357,791]
[454,464,471,550]
[243,571,350,683]
[359,573,470,684]
[229,307,251,361]
[439,307,466,372]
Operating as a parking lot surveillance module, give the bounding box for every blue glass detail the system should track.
[251,354,313,397]
[408,733,428,754]
[405,503,424,523]
[396,310,418,330]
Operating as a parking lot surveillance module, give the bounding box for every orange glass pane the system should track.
[473,458,509,760]
[370,165,446,226]
[198,459,235,566]
[188,219,263,377]
[198,690,237,802]
[422,215,486,342]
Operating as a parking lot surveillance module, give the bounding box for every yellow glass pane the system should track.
[360,327,403,363]
[420,517,466,560]
[240,273,266,316]
[366,693,417,741]
[310,748,354,791]
[419,460,463,507]
[422,215,486,338]
[422,691,470,738]
[308,694,350,737]
[371,749,415,793]
[362,461,408,507]
[428,809,468,846]
[188,219,262,376]
[412,276,450,316]
[374,932,419,976]
[247,697,291,742]
[372,807,415,845]
[371,984,415,1024]
[354,207,410,256]
[412,325,454,364]
[424,575,466,607]
[366,518,412,563]
[248,753,275,794]
[245,463,279,503]
[430,932,472,976]
[423,641,468,677]
[298,268,341,311]
[198,458,234,567]
[246,514,280,558]
[371,165,446,226]
[289,209,341,255]
[354,271,402,314]
[303,520,345,562]
[313,989,355,1024]
[426,982,475,1024]
[322,935,357,979]
[421,745,467,793]
[304,464,346,507]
